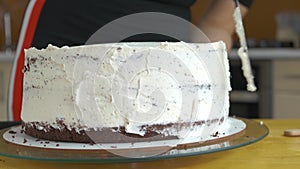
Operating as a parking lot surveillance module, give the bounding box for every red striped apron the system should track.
[8,0,46,121]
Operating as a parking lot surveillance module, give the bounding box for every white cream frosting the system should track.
[21,41,231,137]
[234,6,257,92]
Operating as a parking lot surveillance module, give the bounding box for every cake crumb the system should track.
[212,131,219,137]
[56,144,60,147]
[23,138,27,144]
[8,130,17,134]
[260,121,264,125]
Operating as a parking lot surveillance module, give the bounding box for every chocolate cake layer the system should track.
[22,117,224,143]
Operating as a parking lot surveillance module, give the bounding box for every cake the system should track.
[21,41,231,143]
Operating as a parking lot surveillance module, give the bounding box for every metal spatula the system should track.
[233,0,257,92]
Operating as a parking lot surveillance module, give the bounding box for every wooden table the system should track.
[0,119,299,169]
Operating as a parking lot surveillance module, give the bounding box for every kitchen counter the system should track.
[230,48,300,60]
[0,119,299,169]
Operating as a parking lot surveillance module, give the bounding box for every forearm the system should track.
[197,0,249,50]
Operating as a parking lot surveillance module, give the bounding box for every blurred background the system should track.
[0,0,300,120]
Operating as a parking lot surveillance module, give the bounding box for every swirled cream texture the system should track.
[21,42,231,136]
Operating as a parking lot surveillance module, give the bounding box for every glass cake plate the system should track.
[0,117,268,163]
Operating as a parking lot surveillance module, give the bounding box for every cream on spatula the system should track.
[233,0,257,92]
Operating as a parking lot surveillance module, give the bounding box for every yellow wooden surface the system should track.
[1,119,300,169]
